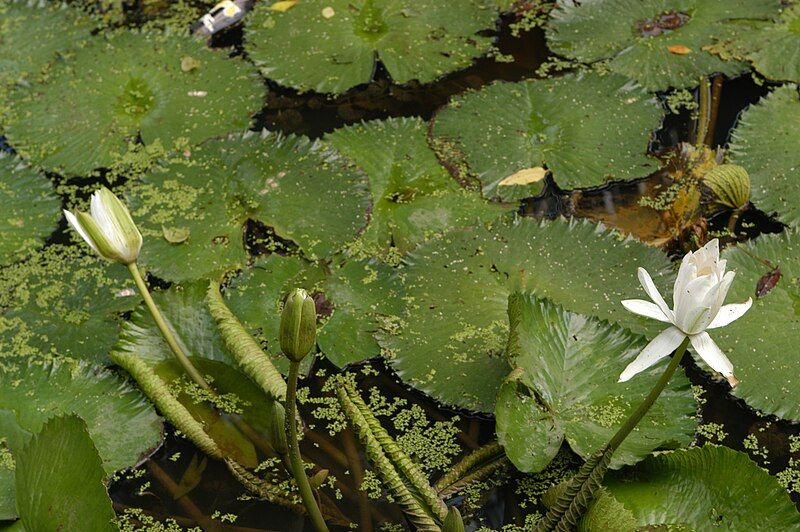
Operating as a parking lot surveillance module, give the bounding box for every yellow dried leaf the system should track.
[270,0,299,12]
[498,167,547,186]
[667,45,692,55]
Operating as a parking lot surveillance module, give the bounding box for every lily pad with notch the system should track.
[244,0,499,94]
[546,0,779,91]
[728,84,800,227]
[496,294,696,473]
[326,117,511,258]
[430,71,662,199]
[379,217,674,412]
[128,131,370,282]
[0,154,61,267]
[598,445,800,530]
[0,244,139,362]
[0,358,163,520]
[3,31,264,176]
[708,231,800,420]
[113,282,286,466]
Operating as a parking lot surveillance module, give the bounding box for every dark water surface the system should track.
[97,9,800,532]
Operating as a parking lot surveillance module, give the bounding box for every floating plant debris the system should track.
[430,71,662,199]
[244,0,500,94]
[546,0,779,90]
[3,31,264,176]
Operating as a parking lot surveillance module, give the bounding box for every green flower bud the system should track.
[268,402,288,455]
[442,506,465,532]
[703,164,750,211]
[280,288,316,362]
[64,187,143,264]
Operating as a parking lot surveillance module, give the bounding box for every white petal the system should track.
[618,326,686,382]
[636,267,674,322]
[621,299,672,323]
[64,210,100,255]
[673,274,716,332]
[707,299,752,329]
[672,259,697,308]
[690,331,734,378]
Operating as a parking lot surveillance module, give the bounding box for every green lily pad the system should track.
[728,84,800,227]
[244,0,498,94]
[379,217,674,412]
[600,445,800,530]
[546,0,779,91]
[0,154,60,267]
[430,72,662,198]
[113,282,285,465]
[14,415,117,532]
[0,357,162,520]
[711,4,800,83]
[128,132,369,282]
[318,259,403,367]
[496,294,696,473]
[0,244,139,362]
[224,254,324,373]
[0,0,93,87]
[326,117,511,258]
[4,31,264,176]
[708,231,800,420]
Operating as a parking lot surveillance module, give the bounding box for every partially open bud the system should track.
[280,288,316,362]
[703,164,750,211]
[64,187,142,265]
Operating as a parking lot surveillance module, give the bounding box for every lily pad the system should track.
[379,217,674,412]
[496,294,696,473]
[244,0,498,94]
[708,231,800,420]
[0,357,162,519]
[728,84,800,227]
[711,4,800,83]
[113,282,285,465]
[4,31,264,176]
[318,259,403,367]
[430,72,662,198]
[0,154,60,267]
[224,254,324,373]
[128,132,369,282]
[546,0,779,91]
[601,445,800,530]
[0,0,93,87]
[326,117,511,258]
[14,415,117,532]
[0,244,139,362]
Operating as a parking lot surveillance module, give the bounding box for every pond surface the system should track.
[81,9,799,531]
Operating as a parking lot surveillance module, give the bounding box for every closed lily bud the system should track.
[64,187,142,265]
[443,506,465,532]
[280,288,316,362]
[703,164,750,211]
[268,402,288,455]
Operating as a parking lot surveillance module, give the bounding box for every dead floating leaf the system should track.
[270,0,299,11]
[756,266,781,298]
[667,45,692,55]
[498,167,547,186]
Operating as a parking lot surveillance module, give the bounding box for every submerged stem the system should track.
[127,262,211,391]
[696,77,711,148]
[285,360,329,532]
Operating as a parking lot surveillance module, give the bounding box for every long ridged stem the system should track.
[536,337,691,531]
[127,262,210,391]
[286,360,328,532]
[696,77,711,148]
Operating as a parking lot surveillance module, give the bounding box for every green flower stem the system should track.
[696,77,711,147]
[608,336,690,450]
[285,359,328,532]
[127,261,211,391]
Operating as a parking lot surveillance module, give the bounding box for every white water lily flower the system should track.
[64,187,143,265]
[619,239,752,386]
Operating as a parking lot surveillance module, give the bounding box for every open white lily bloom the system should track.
[64,187,142,265]
[619,239,751,386]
